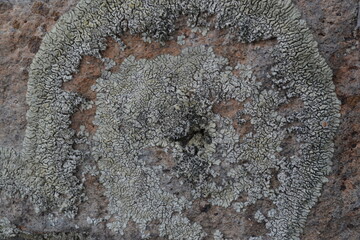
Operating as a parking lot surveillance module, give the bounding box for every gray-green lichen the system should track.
[0,0,340,239]
[0,217,19,239]
[0,216,88,240]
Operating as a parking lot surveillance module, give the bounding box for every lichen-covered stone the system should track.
[0,217,19,238]
[0,0,341,239]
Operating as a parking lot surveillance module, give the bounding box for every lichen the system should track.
[0,217,88,240]
[0,217,19,238]
[0,0,340,239]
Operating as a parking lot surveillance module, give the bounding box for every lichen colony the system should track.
[0,0,340,239]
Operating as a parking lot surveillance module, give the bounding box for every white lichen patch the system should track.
[0,0,341,239]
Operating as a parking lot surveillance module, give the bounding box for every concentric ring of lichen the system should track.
[0,0,341,239]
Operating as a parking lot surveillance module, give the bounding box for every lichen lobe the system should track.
[0,0,341,239]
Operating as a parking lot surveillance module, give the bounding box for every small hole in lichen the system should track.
[200,204,212,213]
[269,168,280,190]
[171,128,209,147]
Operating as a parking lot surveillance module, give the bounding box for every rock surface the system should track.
[0,0,359,239]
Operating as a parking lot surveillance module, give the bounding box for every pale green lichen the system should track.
[0,0,340,239]
[93,46,253,238]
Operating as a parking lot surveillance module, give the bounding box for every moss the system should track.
[0,0,340,239]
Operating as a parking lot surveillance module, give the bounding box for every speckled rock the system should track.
[0,0,358,239]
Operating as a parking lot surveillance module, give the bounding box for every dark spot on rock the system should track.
[12,20,20,30]
[200,204,211,213]
[28,36,42,53]
[52,11,61,21]
[347,223,355,229]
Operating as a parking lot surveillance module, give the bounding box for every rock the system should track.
[0,0,358,239]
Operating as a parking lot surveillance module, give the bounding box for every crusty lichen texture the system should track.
[0,0,340,239]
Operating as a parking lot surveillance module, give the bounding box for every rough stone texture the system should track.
[292,1,360,240]
[0,0,358,239]
[0,0,79,150]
